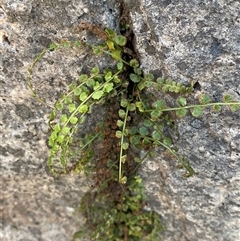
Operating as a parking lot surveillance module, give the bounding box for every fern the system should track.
[28,25,240,240]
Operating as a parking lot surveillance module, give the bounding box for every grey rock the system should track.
[129,0,240,241]
[1,0,240,241]
[0,0,120,240]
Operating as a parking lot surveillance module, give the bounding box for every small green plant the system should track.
[73,176,164,241]
[28,24,240,240]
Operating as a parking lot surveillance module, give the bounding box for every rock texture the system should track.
[129,0,240,241]
[1,0,240,241]
[1,0,120,240]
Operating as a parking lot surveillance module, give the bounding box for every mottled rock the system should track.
[1,0,120,240]
[129,0,240,240]
[1,0,240,241]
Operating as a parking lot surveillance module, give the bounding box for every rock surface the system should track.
[1,0,240,241]
[1,0,120,240]
[129,1,240,241]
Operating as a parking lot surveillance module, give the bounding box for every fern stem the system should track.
[145,102,240,112]
[119,105,129,182]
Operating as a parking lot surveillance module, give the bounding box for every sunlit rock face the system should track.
[129,1,240,241]
[1,0,239,240]
[1,0,119,240]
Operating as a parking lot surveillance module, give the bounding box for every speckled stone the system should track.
[1,0,240,241]
[128,0,240,240]
[1,0,120,240]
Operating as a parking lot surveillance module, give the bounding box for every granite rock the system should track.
[129,0,240,240]
[1,0,120,240]
[1,0,240,241]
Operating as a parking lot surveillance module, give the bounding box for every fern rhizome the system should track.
[27,20,240,241]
